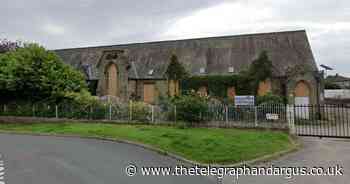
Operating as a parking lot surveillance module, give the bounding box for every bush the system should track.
[130,101,151,122]
[171,91,209,123]
[256,92,284,105]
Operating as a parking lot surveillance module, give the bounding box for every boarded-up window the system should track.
[294,81,310,97]
[257,79,272,96]
[227,87,236,101]
[143,83,155,104]
[198,86,208,97]
[168,80,179,97]
[106,64,118,96]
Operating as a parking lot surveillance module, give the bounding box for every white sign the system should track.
[266,113,279,120]
[235,96,255,106]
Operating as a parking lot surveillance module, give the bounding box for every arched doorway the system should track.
[106,63,118,96]
[294,80,311,119]
[294,81,310,101]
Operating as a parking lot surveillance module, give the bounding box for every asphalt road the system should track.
[0,134,215,184]
[1,133,349,184]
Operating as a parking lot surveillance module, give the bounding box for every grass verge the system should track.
[0,122,294,164]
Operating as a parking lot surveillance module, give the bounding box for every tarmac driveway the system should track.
[223,137,350,184]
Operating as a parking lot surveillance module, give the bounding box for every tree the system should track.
[0,43,88,102]
[248,50,273,81]
[244,50,273,94]
[165,54,188,80]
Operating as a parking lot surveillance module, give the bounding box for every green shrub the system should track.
[130,101,151,122]
[256,92,284,105]
[171,91,209,123]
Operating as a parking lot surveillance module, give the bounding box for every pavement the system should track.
[222,137,350,184]
[0,133,349,184]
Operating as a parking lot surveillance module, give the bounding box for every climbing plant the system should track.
[181,50,273,98]
[181,75,252,98]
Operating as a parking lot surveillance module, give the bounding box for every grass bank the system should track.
[0,122,294,164]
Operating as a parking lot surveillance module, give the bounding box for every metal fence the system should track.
[0,102,290,129]
[198,104,288,129]
[294,104,350,138]
[3,102,350,137]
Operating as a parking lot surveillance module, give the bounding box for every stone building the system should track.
[54,30,323,105]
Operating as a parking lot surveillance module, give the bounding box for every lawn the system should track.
[0,123,294,164]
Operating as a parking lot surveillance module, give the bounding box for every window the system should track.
[82,64,93,79]
[228,66,234,73]
[148,69,154,76]
[199,67,206,74]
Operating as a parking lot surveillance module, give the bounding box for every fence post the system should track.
[129,101,133,121]
[55,105,58,118]
[254,106,258,127]
[174,105,177,124]
[3,105,6,114]
[32,104,36,117]
[151,105,154,123]
[109,103,112,120]
[225,106,228,123]
[287,105,296,135]
[89,106,93,120]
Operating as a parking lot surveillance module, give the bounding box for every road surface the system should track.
[0,133,215,184]
[0,133,349,184]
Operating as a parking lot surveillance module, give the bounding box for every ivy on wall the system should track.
[181,51,273,98]
[181,75,252,98]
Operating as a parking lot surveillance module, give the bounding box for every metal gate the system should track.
[293,104,350,138]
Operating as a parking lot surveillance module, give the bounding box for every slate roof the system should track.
[54,30,318,80]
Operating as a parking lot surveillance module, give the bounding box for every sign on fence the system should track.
[235,96,255,106]
[266,113,279,120]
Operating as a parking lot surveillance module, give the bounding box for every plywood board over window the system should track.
[227,87,236,101]
[198,86,208,97]
[294,81,310,97]
[168,80,179,97]
[143,83,155,104]
[294,81,311,119]
[106,63,118,96]
[258,79,272,96]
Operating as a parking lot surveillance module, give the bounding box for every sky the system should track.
[1,0,350,76]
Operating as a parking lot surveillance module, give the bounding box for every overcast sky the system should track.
[2,0,349,76]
